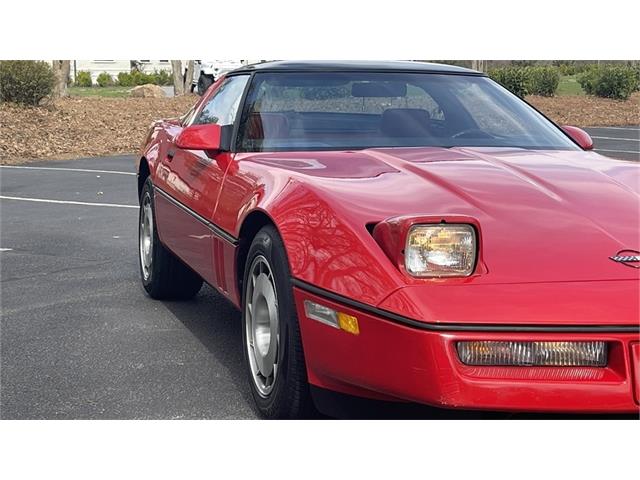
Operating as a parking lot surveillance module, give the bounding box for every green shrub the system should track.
[130,70,151,85]
[553,61,577,76]
[577,67,597,95]
[96,72,114,87]
[117,70,171,87]
[75,70,92,87]
[488,67,528,98]
[526,66,560,96]
[572,63,597,75]
[511,60,536,67]
[551,61,601,76]
[0,60,55,105]
[633,64,640,91]
[152,69,172,86]
[117,72,134,87]
[578,65,639,100]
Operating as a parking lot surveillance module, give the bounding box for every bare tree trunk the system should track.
[183,60,194,94]
[471,60,486,72]
[52,60,71,98]
[171,60,184,96]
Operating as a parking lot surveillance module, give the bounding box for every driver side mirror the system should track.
[175,124,232,154]
[561,125,594,150]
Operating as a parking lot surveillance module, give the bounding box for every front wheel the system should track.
[241,225,314,419]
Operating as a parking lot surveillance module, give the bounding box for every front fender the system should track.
[217,162,406,307]
[271,182,403,306]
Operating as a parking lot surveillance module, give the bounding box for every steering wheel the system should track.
[451,128,497,140]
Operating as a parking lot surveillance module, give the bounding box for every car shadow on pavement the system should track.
[162,285,637,420]
[160,286,256,414]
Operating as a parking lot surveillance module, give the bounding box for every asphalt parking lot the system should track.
[585,125,640,161]
[0,156,258,419]
[0,129,637,419]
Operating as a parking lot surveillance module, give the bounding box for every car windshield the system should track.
[237,72,579,152]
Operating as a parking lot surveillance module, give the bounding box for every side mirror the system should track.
[175,124,232,154]
[561,125,594,150]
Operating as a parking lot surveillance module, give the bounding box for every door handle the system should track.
[167,148,176,161]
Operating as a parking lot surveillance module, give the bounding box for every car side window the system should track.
[181,104,197,126]
[192,75,249,126]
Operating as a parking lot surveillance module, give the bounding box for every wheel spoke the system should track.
[139,195,154,281]
[244,255,280,397]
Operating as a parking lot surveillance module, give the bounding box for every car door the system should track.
[154,74,250,286]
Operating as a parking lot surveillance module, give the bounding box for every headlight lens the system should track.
[456,341,608,367]
[405,224,476,277]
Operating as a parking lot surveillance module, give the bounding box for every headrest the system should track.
[246,112,290,139]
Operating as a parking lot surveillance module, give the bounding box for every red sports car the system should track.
[137,61,640,418]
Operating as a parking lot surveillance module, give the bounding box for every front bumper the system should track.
[294,287,640,413]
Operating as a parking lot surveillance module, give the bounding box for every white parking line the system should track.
[595,148,640,154]
[0,248,13,252]
[591,136,640,142]
[0,195,138,209]
[588,126,640,131]
[0,165,136,176]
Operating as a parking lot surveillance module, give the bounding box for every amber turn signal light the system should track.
[304,300,360,335]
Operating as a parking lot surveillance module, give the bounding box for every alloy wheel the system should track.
[139,193,153,281]
[245,255,280,397]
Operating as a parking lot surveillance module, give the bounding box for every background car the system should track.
[137,61,640,419]
[192,60,246,95]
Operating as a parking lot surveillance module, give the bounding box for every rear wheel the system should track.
[241,225,314,419]
[138,177,203,300]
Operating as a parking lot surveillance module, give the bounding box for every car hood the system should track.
[245,147,640,283]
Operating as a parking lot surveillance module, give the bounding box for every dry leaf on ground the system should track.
[0,96,196,164]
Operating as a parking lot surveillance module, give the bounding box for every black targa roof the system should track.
[228,60,483,76]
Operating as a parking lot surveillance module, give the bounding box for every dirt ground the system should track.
[1,93,638,164]
[0,96,197,164]
[527,93,640,126]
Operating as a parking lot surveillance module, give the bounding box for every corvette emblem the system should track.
[609,250,640,268]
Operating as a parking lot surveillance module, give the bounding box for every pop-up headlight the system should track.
[405,224,476,277]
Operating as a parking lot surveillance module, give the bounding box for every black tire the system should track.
[138,177,203,300]
[197,74,214,96]
[241,225,315,419]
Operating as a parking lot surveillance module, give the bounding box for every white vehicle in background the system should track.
[193,60,245,95]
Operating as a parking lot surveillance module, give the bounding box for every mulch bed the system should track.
[1,93,638,165]
[0,96,197,164]
[527,93,639,127]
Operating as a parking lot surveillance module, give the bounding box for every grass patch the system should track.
[68,86,132,98]
[557,75,584,96]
